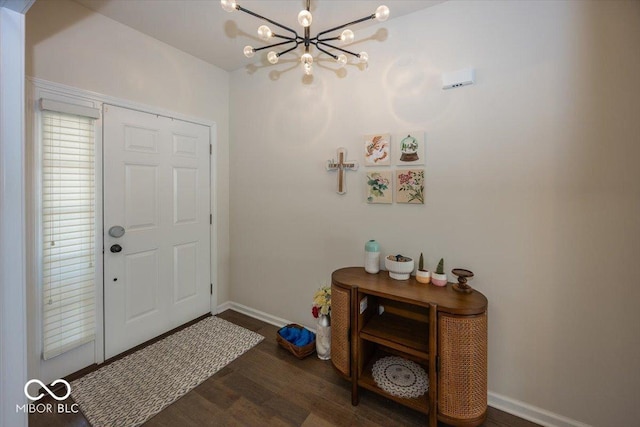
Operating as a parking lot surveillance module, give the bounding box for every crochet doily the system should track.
[372,356,429,399]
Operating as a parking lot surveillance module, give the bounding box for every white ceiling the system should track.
[73,0,444,71]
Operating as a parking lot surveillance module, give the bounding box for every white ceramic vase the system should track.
[316,314,331,360]
[364,240,380,274]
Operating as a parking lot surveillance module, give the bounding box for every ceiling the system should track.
[73,0,444,71]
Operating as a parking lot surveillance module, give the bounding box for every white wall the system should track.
[229,1,640,425]
[25,0,231,377]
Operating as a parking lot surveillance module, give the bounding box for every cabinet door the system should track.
[331,283,350,377]
[438,312,488,425]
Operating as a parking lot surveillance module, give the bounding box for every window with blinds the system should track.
[41,109,97,360]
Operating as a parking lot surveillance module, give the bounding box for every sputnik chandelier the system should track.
[220,0,390,76]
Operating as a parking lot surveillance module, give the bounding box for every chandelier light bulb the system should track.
[303,62,313,76]
[243,46,255,58]
[267,51,279,64]
[220,0,237,13]
[358,52,369,64]
[375,5,390,22]
[340,29,354,44]
[301,52,314,65]
[257,25,273,40]
[336,54,348,67]
[297,10,313,27]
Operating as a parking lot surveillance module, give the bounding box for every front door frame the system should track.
[26,77,218,383]
[1,3,33,426]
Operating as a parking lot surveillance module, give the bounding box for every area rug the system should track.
[70,316,264,427]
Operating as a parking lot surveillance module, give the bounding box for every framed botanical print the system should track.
[395,169,424,204]
[366,171,393,204]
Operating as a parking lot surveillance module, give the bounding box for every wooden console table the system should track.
[331,267,488,427]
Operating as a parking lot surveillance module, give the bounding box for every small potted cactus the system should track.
[415,253,431,284]
[431,258,448,286]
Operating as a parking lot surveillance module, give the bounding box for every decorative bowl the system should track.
[385,255,414,280]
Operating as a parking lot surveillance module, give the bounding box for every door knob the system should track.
[110,244,122,253]
[108,225,125,238]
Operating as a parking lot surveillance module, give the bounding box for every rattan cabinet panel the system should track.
[331,283,350,377]
[438,313,488,425]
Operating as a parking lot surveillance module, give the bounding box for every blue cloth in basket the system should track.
[280,326,315,346]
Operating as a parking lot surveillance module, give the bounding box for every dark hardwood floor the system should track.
[30,310,540,426]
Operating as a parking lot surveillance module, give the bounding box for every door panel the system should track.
[104,104,210,359]
[124,249,159,320]
[173,241,198,303]
[125,164,158,230]
[173,167,198,224]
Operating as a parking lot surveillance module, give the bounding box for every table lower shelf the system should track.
[358,350,429,415]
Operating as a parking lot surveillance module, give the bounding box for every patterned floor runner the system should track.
[71,316,264,427]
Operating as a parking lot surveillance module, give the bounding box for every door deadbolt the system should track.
[110,244,122,253]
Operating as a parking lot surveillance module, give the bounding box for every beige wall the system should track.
[26,0,231,305]
[24,0,640,424]
[229,1,640,425]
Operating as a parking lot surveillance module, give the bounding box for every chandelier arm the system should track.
[313,44,338,60]
[316,36,340,43]
[276,43,301,57]
[272,33,297,42]
[316,14,375,39]
[252,39,298,53]
[316,41,361,58]
[236,4,299,38]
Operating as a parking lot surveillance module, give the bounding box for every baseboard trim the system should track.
[218,301,590,427]
[488,392,590,427]
[217,301,293,329]
[215,301,233,315]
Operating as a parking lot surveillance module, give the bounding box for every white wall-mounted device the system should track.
[442,68,475,90]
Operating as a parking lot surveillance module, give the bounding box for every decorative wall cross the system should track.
[326,147,359,195]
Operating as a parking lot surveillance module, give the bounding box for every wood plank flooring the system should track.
[29,310,540,427]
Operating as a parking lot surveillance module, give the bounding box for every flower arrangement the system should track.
[312,286,331,318]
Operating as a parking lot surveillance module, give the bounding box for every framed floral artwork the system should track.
[364,134,391,166]
[394,131,425,166]
[366,171,393,204]
[396,169,425,204]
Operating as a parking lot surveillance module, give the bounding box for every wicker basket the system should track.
[277,324,316,359]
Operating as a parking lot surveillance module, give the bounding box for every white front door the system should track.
[103,104,211,359]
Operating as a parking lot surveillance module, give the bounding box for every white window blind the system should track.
[41,109,97,360]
